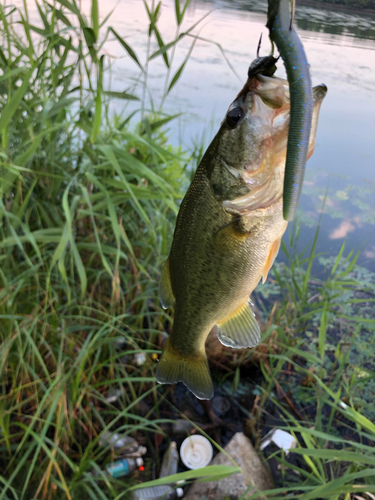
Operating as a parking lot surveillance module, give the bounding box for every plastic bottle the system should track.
[106,457,143,478]
[172,419,193,435]
[159,441,179,478]
[212,396,230,417]
[133,352,146,366]
[99,432,147,457]
[105,388,122,404]
[131,485,184,500]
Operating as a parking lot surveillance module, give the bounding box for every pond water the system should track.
[23,0,375,268]
[98,0,375,269]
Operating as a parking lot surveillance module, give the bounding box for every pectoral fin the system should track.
[262,237,281,284]
[216,300,260,349]
[159,257,175,309]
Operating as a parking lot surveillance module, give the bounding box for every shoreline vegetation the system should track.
[1,1,375,499]
[298,0,375,13]
[299,0,375,10]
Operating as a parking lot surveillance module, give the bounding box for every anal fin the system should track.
[159,257,175,309]
[216,300,260,349]
[262,237,281,284]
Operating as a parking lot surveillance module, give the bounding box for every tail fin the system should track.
[156,338,214,400]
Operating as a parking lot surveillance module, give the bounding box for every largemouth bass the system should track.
[157,56,327,400]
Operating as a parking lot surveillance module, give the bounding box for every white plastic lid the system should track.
[259,429,297,455]
[176,487,184,497]
[136,457,144,467]
[271,429,296,453]
[180,435,213,470]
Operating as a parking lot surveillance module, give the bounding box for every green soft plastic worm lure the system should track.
[267,0,314,221]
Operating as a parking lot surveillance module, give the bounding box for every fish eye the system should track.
[226,107,244,129]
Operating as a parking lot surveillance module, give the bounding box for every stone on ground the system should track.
[183,432,273,500]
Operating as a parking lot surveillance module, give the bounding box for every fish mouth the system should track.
[228,73,289,116]
[221,77,327,215]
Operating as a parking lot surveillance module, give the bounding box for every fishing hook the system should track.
[256,32,263,58]
[289,0,296,30]
[257,32,277,60]
[270,39,275,57]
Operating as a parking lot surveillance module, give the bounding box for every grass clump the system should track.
[240,222,375,499]
[0,1,242,498]
[0,1,188,498]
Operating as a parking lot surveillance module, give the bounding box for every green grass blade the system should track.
[318,300,328,360]
[120,465,241,498]
[91,55,103,142]
[292,448,375,466]
[110,27,143,70]
[167,37,196,93]
[103,90,139,100]
[91,0,99,39]
[0,66,34,134]
[174,0,181,25]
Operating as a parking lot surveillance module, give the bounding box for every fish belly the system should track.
[168,166,287,355]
